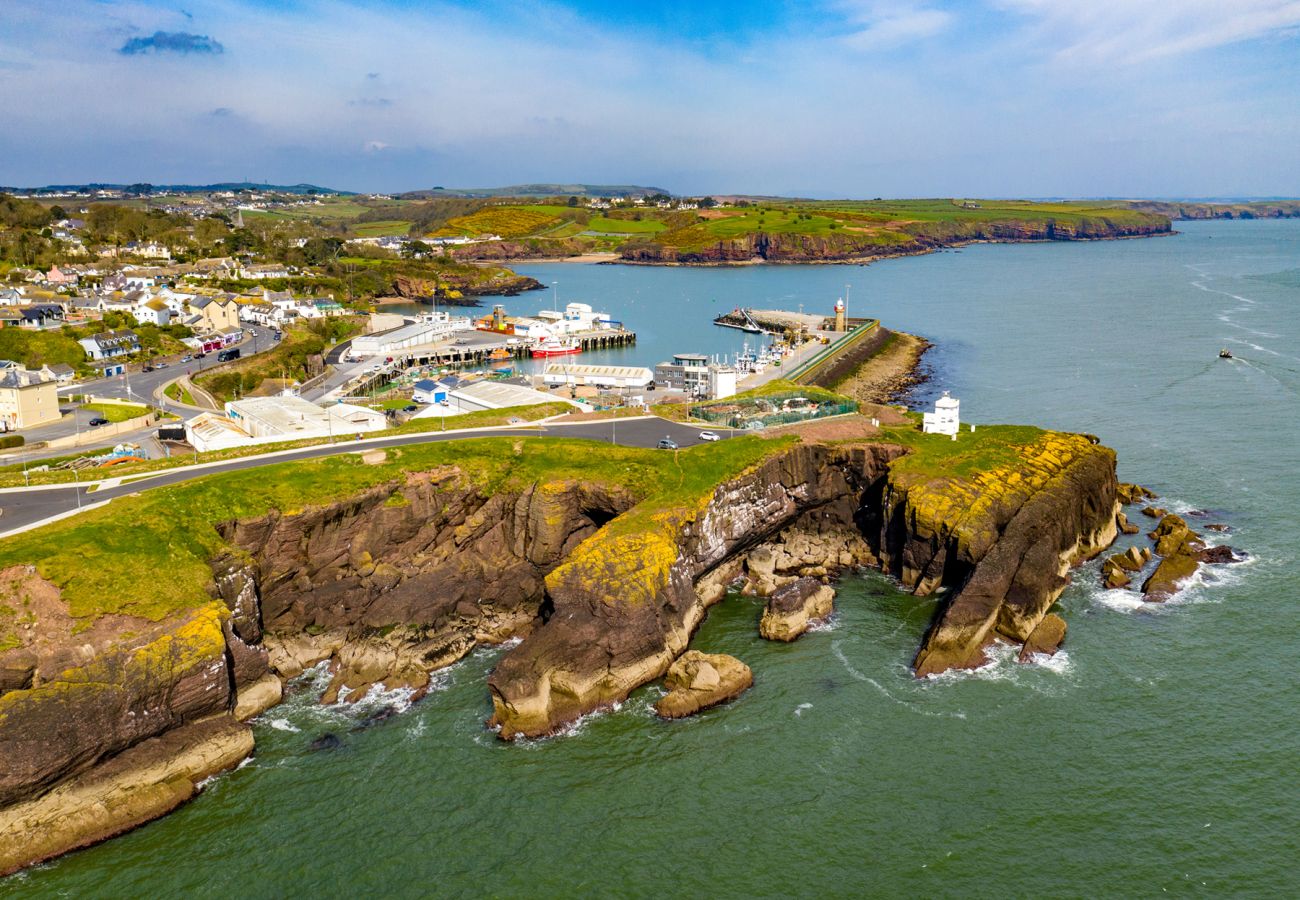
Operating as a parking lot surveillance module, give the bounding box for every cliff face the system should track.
[0,428,1122,869]
[392,272,543,302]
[487,443,904,738]
[618,216,1171,265]
[487,436,1118,736]
[215,471,637,700]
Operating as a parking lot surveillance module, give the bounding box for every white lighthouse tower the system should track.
[922,391,961,437]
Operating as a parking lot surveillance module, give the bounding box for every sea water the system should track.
[7,220,1298,897]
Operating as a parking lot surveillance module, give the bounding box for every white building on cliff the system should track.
[922,391,960,437]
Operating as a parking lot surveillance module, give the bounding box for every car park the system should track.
[698,431,720,442]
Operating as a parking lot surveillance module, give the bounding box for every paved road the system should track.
[0,417,733,536]
[0,325,281,465]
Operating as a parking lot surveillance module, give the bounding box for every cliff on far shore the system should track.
[615,215,1171,265]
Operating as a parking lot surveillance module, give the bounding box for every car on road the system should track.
[402,405,418,413]
[656,437,679,450]
[142,365,155,373]
[154,361,168,368]
[180,355,192,363]
[194,352,206,359]
[88,417,109,427]
[698,430,720,442]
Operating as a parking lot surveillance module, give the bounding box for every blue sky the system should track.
[1,0,1298,197]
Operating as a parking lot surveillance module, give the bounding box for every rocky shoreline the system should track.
[0,368,1170,873]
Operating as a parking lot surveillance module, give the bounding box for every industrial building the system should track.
[653,353,737,400]
[351,312,473,356]
[185,395,387,451]
[541,363,653,390]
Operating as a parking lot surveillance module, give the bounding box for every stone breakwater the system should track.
[0,430,1120,871]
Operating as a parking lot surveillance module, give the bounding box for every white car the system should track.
[698,430,721,442]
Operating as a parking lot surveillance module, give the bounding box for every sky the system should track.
[1,0,1299,197]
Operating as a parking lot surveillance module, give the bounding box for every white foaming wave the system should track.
[1189,277,1257,306]
[1215,314,1281,338]
[832,641,967,718]
[807,614,839,633]
[794,702,812,717]
[266,717,300,733]
[196,755,255,791]
[1225,337,1297,361]
[333,681,418,718]
[1086,549,1257,613]
[917,639,1076,693]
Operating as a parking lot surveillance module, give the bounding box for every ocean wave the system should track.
[918,639,1074,690]
[832,641,967,717]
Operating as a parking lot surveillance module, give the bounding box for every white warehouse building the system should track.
[351,312,473,356]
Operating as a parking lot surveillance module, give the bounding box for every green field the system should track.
[350,219,412,237]
[80,402,151,423]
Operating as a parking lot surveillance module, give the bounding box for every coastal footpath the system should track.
[0,375,1226,873]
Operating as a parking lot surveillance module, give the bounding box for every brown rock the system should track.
[1118,482,1158,505]
[1141,505,1169,519]
[1198,545,1239,564]
[1142,553,1200,601]
[654,651,753,720]
[1205,523,1231,533]
[1101,559,1131,589]
[1018,613,1067,661]
[759,577,835,642]
[1116,511,1140,535]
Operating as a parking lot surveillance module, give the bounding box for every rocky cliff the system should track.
[618,216,1171,265]
[0,424,1121,869]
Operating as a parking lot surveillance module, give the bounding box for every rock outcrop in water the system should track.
[760,577,836,642]
[654,651,753,719]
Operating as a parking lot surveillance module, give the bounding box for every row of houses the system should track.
[33,257,294,291]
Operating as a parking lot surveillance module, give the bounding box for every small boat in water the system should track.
[531,336,581,358]
[488,347,512,362]
[1219,348,1233,359]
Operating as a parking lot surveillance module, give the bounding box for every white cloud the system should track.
[998,0,1300,65]
[838,1,953,50]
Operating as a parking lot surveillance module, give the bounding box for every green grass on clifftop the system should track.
[0,435,792,623]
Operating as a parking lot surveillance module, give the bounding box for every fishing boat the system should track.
[530,336,581,358]
[1219,348,1233,359]
[488,347,513,362]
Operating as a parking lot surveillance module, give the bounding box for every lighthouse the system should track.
[922,391,961,437]
[834,296,847,332]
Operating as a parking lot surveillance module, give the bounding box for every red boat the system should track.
[530,336,581,358]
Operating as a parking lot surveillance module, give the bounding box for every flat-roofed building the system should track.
[351,312,473,356]
[541,363,653,390]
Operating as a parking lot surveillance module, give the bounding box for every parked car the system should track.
[698,431,720,442]
[88,416,109,427]
[194,352,206,359]
[142,365,154,373]
[656,437,679,450]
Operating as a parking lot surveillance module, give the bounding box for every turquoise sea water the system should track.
[7,221,1299,897]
